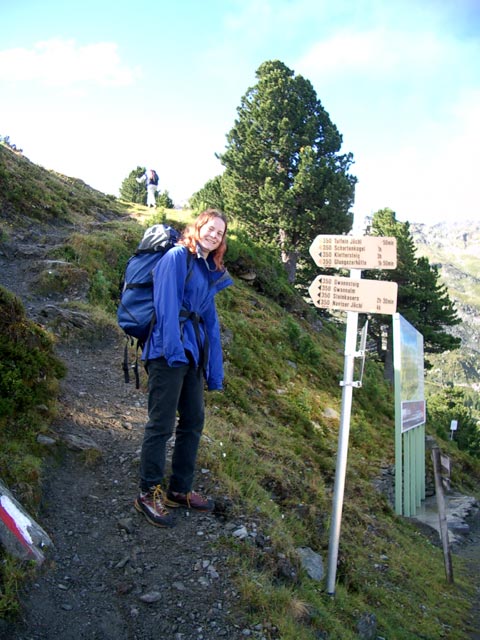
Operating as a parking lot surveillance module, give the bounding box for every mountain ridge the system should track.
[410,220,480,395]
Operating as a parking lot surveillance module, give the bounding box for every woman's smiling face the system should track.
[198,217,226,256]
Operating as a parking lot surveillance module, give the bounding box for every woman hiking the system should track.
[134,209,233,527]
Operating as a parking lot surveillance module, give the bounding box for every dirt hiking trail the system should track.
[0,220,260,640]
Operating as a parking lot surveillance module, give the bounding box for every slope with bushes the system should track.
[1,145,479,639]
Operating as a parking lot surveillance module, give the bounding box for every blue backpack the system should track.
[117,223,193,386]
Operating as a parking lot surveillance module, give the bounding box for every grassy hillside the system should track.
[1,144,480,638]
[0,142,146,227]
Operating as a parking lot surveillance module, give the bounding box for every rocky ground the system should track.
[0,217,479,640]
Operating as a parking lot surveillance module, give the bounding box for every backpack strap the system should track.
[179,310,208,372]
[122,338,132,383]
[122,336,143,388]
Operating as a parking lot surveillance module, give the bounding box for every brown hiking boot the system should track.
[165,490,214,512]
[134,485,175,527]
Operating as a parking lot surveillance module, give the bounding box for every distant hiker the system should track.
[134,208,233,527]
[136,168,159,208]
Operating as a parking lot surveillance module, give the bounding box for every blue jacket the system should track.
[143,245,233,390]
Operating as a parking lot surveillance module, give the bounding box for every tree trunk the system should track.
[279,228,298,284]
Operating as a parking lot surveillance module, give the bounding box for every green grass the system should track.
[0,556,36,620]
[0,287,66,493]
[193,271,478,638]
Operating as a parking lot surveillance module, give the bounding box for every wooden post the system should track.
[431,446,454,583]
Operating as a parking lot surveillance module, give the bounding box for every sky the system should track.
[1,0,479,226]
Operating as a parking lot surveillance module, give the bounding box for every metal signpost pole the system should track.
[326,269,360,596]
[308,233,397,596]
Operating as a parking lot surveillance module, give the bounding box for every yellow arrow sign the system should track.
[309,275,398,314]
[309,235,397,270]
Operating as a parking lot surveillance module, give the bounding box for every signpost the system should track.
[308,275,397,314]
[450,419,458,440]
[308,234,397,596]
[309,234,397,270]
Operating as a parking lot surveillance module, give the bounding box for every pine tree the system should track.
[119,166,147,204]
[427,387,480,457]
[365,208,460,370]
[156,190,174,209]
[219,60,356,283]
[189,176,225,213]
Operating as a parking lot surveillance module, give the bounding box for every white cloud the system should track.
[0,38,140,87]
[352,89,480,225]
[292,20,480,225]
[297,27,450,77]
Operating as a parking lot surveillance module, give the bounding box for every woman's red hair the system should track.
[180,208,228,271]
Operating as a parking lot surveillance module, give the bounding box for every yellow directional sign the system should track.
[309,235,397,270]
[309,275,398,314]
